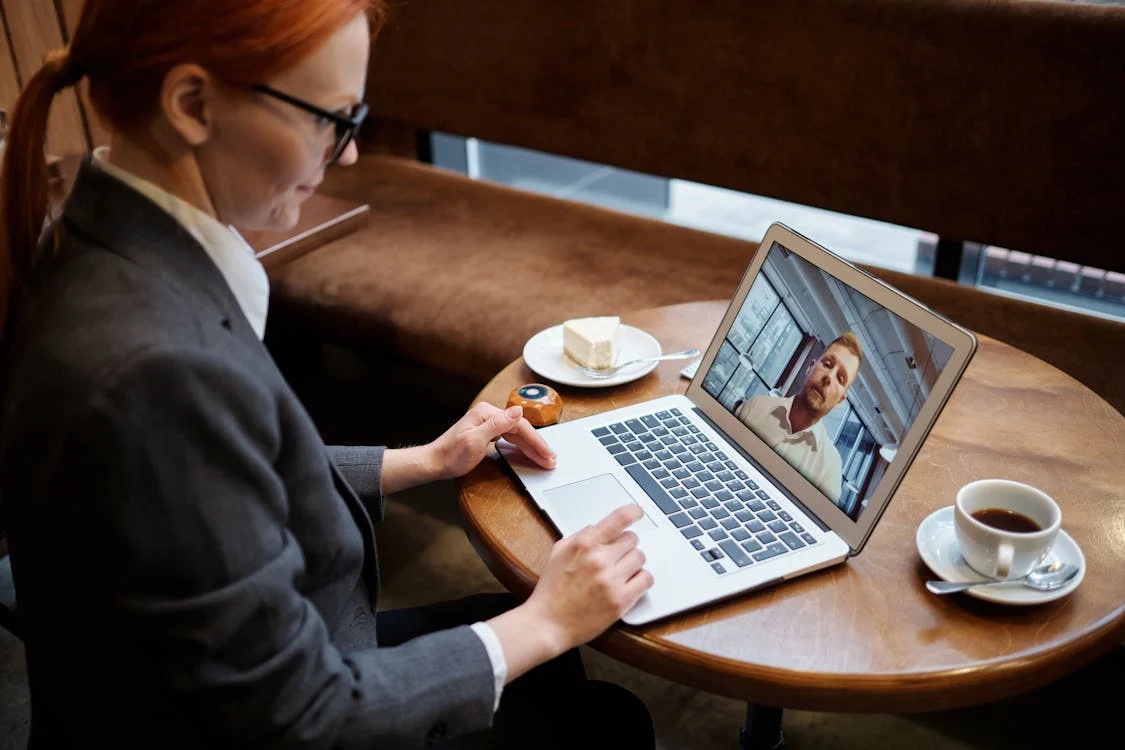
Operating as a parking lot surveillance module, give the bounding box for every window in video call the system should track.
[702,241,954,522]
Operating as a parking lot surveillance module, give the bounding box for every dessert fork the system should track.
[576,348,701,379]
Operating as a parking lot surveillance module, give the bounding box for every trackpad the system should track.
[543,474,656,536]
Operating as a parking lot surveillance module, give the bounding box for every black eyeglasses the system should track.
[252,84,368,165]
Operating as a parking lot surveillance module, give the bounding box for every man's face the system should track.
[798,343,860,420]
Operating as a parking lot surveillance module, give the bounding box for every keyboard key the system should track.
[747,499,767,512]
[779,511,792,522]
[669,487,688,499]
[699,518,718,531]
[660,478,678,489]
[726,481,745,492]
[639,432,659,444]
[634,451,653,462]
[704,480,723,492]
[624,463,679,514]
[779,531,806,550]
[712,508,730,520]
[756,490,771,501]
[691,487,709,499]
[683,435,699,445]
[652,426,670,437]
[626,419,647,434]
[800,532,817,545]
[681,525,703,539]
[655,410,672,419]
[672,426,689,437]
[768,520,788,534]
[624,441,643,452]
[699,472,715,483]
[731,528,751,541]
[719,540,753,567]
[691,539,705,550]
[670,443,688,454]
[598,435,619,445]
[687,424,701,434]
[608,443,627,454]
[698,452,715,464]
[734,510,753,522]
[715,489,734,502]
[662,419,679,429]
[653,468,670,479]
[592,427,611,437]
[671,408,683,415]
[716,471,735,482]
[723,500,741,512]
[720,517,740,531]
[610,422,628,434]
[643,459,661,470]
[735,470,750,480]
[711,562,726,574]
[700,497,720,509]
[641,415,660,429]
[680,497,699,509]
[758,510,777,522]
[668,512,692,528]
[615,453,637,466]
[746,520,766,534]
[673,468,690,480]
[688,507,707,519]
[707,461,725,473]
[724,460,738,471]
[791,523,804,533]
[660,436,677,446]
[746,480,759,490]
[741,538,764,554]
[689,444,707,455]
[705,442,719,452]
[683,477,701,489]
[752,542,789,561]
[708,528,729,541]
[756,532,777,544]
[703,548,722,561]
[767,500,781,511]
[664,459,683,470]
[686,462,704,473]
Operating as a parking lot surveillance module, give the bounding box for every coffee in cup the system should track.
[954,479,1061,579]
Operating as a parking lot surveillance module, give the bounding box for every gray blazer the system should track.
[0,161,494,748]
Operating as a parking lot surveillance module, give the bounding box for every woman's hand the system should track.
[381,402,556,494]
[427,402,556,481]
[485,504,654,683]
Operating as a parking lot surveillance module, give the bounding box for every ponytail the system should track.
[0,48,82,339]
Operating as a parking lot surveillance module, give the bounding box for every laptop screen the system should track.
[699,240,955,524]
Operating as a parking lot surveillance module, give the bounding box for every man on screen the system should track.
[733,332,863,503]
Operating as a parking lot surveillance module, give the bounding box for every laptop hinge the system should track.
[692,407,831,533]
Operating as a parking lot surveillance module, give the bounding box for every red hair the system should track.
[0,0,384,338]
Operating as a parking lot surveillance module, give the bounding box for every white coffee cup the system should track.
[954,479,1061,579]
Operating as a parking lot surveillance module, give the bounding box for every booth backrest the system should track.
[368,0,1125,269]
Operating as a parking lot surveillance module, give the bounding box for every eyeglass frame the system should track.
[251,84,368,165]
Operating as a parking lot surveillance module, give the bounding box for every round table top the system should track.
[456,301,1125,712]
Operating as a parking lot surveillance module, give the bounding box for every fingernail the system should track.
[507,406,522,419]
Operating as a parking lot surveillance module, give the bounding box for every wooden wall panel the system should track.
[1,0,89,155]
[57,0,109,146]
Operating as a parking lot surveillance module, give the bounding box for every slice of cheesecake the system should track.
[563,316,622,370]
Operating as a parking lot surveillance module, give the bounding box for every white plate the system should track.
[915,506,1085,605]
[522,324,662,388]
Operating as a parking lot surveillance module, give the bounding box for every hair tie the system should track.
[43,47,82,89]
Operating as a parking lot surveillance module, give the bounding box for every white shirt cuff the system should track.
[469,622,507,712]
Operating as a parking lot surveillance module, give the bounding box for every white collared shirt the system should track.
[92,148,509,711]
[735,394,844,502]
[92,147,270,340]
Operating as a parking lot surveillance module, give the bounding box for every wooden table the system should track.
[456,301,1125,722]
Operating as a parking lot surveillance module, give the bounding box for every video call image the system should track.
[703,242,954,521]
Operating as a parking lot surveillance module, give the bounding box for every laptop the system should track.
[503,222,977,624]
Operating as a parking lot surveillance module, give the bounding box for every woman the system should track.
[0,1,655,747]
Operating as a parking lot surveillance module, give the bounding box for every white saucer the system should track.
[915,506,1086,605]
[522,324,662,388]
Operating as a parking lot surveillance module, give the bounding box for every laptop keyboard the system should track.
[592,408,818,575]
